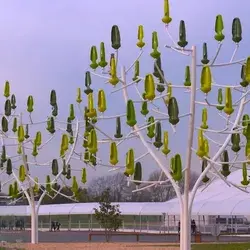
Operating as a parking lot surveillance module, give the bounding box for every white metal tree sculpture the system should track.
[84,1,250,250]
[0,85,84,244]
[1,1,250,249]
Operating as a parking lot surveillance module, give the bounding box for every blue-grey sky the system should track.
[0,0,250,191]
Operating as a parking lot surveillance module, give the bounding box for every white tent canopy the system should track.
[0,169,249,217]
[165,169,250,215]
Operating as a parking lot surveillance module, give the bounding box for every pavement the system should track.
[0,230,250,244]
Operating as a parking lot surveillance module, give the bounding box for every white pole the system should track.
[181,45,197,250]
[19,113,38,244]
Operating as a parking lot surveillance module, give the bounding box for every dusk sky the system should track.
[0,0,250,192]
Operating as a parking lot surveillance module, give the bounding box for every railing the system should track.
[0,215,250,235]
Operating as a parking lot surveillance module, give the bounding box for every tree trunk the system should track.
[180,215,191,250]
[30,203,38,244]
[179,202,191,250]
[105,229,109,242]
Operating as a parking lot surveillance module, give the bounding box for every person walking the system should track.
[191,219,196,234]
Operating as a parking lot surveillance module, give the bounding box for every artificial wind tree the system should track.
[0,84,87,243]
[85,1,250,250]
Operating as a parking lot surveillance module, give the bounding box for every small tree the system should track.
[94,188,123,242]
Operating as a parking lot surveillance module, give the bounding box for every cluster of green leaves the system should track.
[94,189,123,242]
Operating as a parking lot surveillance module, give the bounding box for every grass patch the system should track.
[132,245,179,248]
[192,243,250,250]
[133,243,250,249]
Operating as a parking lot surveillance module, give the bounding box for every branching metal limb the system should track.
[190,148,219,167]
[50,187,78,203]
[125,49,144,73]
[189,88,246,201]
[101,149,147,172]
[235,88,245,94]
[244,98,250,105]
[200,58,246,68]
[227,181,249,193]
[96,113,126,120]
[154,60,169,86]
[107,151,150,173]
[115,49,119,70]
[106,165,124,172]
[89,71,110,80]
[130,179,171,185]
[234,89,250,105]
[10,158,22,164]
[230,44,239,63]
[110,80,138,94]
[0,119,32,205]
[217,112,244,129]
[4,141,30,147]
[7,110,16,123]
[195,100,224,108]
[23,120,48,126]
[26,159,53,166]
[59,176,68,188]
[89,121,113,141]
[55,119,77,125]
[195,126,229,134]
[131,120,159,134]
[203,156,231,187]
[0,168,7,176]
[29,113,33,124]
[229,154,240,170]
[164,25,179,48]
[203,133,223,147]
[120,66,182,202]
[152,109,191,119]
[95,134,138,144]
[133,84,160,109]
[37,118,80,208]
[7,154,21,160]
[199,153,238,192]
[38,134,56,150]
[210,42,223,66]
[77,103,85,121]
[137,76,192,90]
[72,150,82,158]
[85,162,97,171]
[0,132,18,140]
[212,83,242,89]
[163,32,191,55]
[200,176,216,192]
[8,195,27,205]
[196,121,243,133]
[2,177,15,186]
[208,171,231,187]
[136,151,150,161]
[205,95,238,108]
[116,131,139,147]
[0,113,19,117]
[55,126,71,134]
[132,182,157,193]
[131,170,170,193]
[71,156,81,161]
[196,42,244,67]
[201,152,245,166]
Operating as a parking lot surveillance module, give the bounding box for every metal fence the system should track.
[0,214,249,235]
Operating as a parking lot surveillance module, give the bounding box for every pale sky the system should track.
[0,0,250,192]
